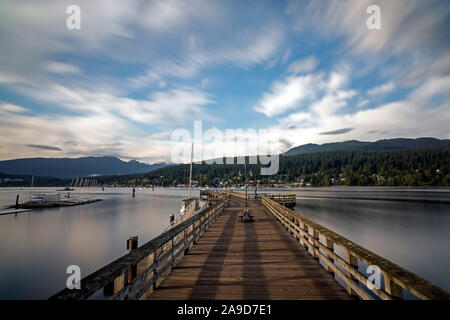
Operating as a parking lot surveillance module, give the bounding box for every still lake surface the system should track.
[0,186,449,299]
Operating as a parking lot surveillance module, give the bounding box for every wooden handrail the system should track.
[223,190,247,199]
[50,195,230,300]
[224,190,296,206]
[261,196,450,300]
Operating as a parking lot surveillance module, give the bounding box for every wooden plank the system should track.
[148,196,353,300]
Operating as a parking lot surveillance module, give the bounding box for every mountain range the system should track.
[1,137,449,180]
[0,156,168,179]
[283,137,450,156]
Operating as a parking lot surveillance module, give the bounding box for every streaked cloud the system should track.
[287,56,318,74]
[356,99,370,108]
[26,144,62,151]
[272,75,450,151]
[367,81,395,96]
[287,0,450,56]
[254,74,321,117]
[129,23,284,88]
[255,65,354,119]
[44,61,82,75]
[12,81,214,125]
[320,128,354,135]
[0,103,28,113]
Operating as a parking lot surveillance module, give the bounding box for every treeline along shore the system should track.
[93,148,450,188]
[1,148,449,188]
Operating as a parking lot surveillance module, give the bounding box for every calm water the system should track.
[0,187,197,299]
[289,187,450,293]
[0,186,449,299]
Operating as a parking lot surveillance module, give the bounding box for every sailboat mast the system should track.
[188,142,193,198]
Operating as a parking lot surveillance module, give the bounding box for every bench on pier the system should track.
[238,208,254,223]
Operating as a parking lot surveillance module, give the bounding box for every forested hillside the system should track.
[98,148,450,187]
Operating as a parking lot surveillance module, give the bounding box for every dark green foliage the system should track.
[284,137,450,156]
[0,173,64,187]
[96,148,450,187]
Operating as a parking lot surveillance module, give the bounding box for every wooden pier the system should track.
[149,196,350,299]
[50,191,450,300]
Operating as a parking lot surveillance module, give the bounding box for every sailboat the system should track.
[165,143,207,231]
[57,177,75,191]
[179,142,194,215]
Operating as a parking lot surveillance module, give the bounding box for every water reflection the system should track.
[0,187,195,299]
[291,188,450,292]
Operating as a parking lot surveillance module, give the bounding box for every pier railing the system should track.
[262,193,296,207]
[262,196,450,300]
[50,195,230,300]
[224,190,296,207]
[223,190,247,199]
[163,198,207,233]
[204,190,230,203]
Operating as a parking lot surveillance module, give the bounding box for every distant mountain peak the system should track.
[0,156,169,179]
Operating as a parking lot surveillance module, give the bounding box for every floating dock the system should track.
[8,193,103,210]
[0,208,32,216]
[17,197,102,209]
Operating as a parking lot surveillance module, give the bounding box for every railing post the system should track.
[312,229,320,260]
[194,219,200,242]
[126,236,139,284]
[283,212,288,231]
[189,223,194,249]
[171,238,174,268]
[104,235,136,296]
[325,238,335,277]
[103,279,115,296]
[384,275,403,299]
[302,224,309,251]
[287,216,293,234]
[115,273,126,295]
[192,220,196,243]
[152,251,157,290]
[294,219,300,241]
[346,250,359,296]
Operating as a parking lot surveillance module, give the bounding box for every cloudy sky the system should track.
[0,0,449,163]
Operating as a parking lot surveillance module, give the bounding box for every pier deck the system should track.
[149,197,352,300]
